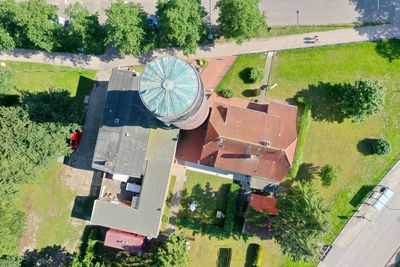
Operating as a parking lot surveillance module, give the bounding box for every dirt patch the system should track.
[19,212,39,253]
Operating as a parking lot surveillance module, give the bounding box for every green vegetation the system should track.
[249,67,264,83]
[254,245,263,267]
[319,164,339,187]
[154,233,189,267]
[0,71,15,95]
[216,0,266,44]
[17,164,85,250]
[0,61,95,259]
[223,183,240,234]
[257,23,361,38]
[338,79,384,122]
[216,53,266,99]
[288,97,312,178]
[267,40,400,255]
[217,87,234,98]
[71,228,102,267]
[105,0,155,56]
[272,182,330,262]
[65,3,106,55]
[161,175,177,232]
[156,0,207,55]
[371,138,391,155]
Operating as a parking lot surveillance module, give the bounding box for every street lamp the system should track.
[296,10,300,26]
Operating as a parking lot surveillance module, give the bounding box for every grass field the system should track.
[17,164,85,251]
[9,61,97,253]
[2,61,96,98]
[178,171,285,267]
[216,53,266,100]
[267,40,400,243]
[179,171,231,226]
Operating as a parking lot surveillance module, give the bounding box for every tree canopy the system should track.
[65,3,106,55]
[339,79,384,122]
[156,0,207,55]
[0,71,15,95]
[106,0,155,56]
[272,182,330,262]
[371,138,391,155]
[216,0,266,44]
[319,164,338,187]
[0,27,15,51]
[153,233,189,267]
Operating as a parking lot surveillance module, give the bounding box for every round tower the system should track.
[139,56,209,130]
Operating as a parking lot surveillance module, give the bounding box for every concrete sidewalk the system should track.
[320,159,400,267]
[1,24,399,70]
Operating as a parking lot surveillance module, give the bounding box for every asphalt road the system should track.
[320,160,400,267]
[40,0,397,25]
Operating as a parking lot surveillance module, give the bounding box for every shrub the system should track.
[253,245,263,267]
[249,67,264,83]
[223,183,240,234]
[198,59,208,67]
[371,138,391,155]
[219,88,234,98]
[319,164,338,187]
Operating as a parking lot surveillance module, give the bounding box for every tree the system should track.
[0,71,15,95]
[223,183,240,234]
[65,3,106,55]
[0,106,72,194]
[19,89,80,124]
[249,67,264,83]
[154,233,189,267]
[0,255,21,267]
[156,0,207,55]
[339,79,384,122]
[272,182,330,262]
[0,27,15,51]
[371,138,391,155]
[319,164,338,187]
[16,0,62,51]
[106,0,155,56]
[216,0,266,44]
[0,200,25,256]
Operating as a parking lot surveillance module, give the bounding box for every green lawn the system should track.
[8,61,97,252]
[257,23,373,38]
[160,175,177,232]
[216,53,266,100]
[179,171,231,226]
[2,61,96,98]
[267,41,400,244]
[16,164,85,251]
[177,171,285,267]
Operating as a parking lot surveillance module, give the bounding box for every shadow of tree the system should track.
[357,138,374,155]
[295,82,346,123]
[244,243,259,267]
[295,163,320,182]
[242,89,260,97]
[239,68,252,84]
[375,39,400,62]
[22,245,76,267]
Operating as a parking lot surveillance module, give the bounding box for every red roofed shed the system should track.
[250,194,279,216]
[104,229,145,254]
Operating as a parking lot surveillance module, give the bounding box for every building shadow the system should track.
[71,196,96,221]
[22,245,76,267]
[350,185,375,208]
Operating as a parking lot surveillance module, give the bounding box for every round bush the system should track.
[371,138,391,155]
[220,88,234,98]
[249,68,264,83]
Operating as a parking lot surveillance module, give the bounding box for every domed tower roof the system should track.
[139,56,201,119]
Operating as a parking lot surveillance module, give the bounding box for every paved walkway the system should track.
[259,51,275,103]
[1,24,399,70]
[165,173,187,235]
[320,159,400,267]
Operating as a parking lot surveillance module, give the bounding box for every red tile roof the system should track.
[104,229,145,253]
[199,99,298,182]
[250,194,279,216]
